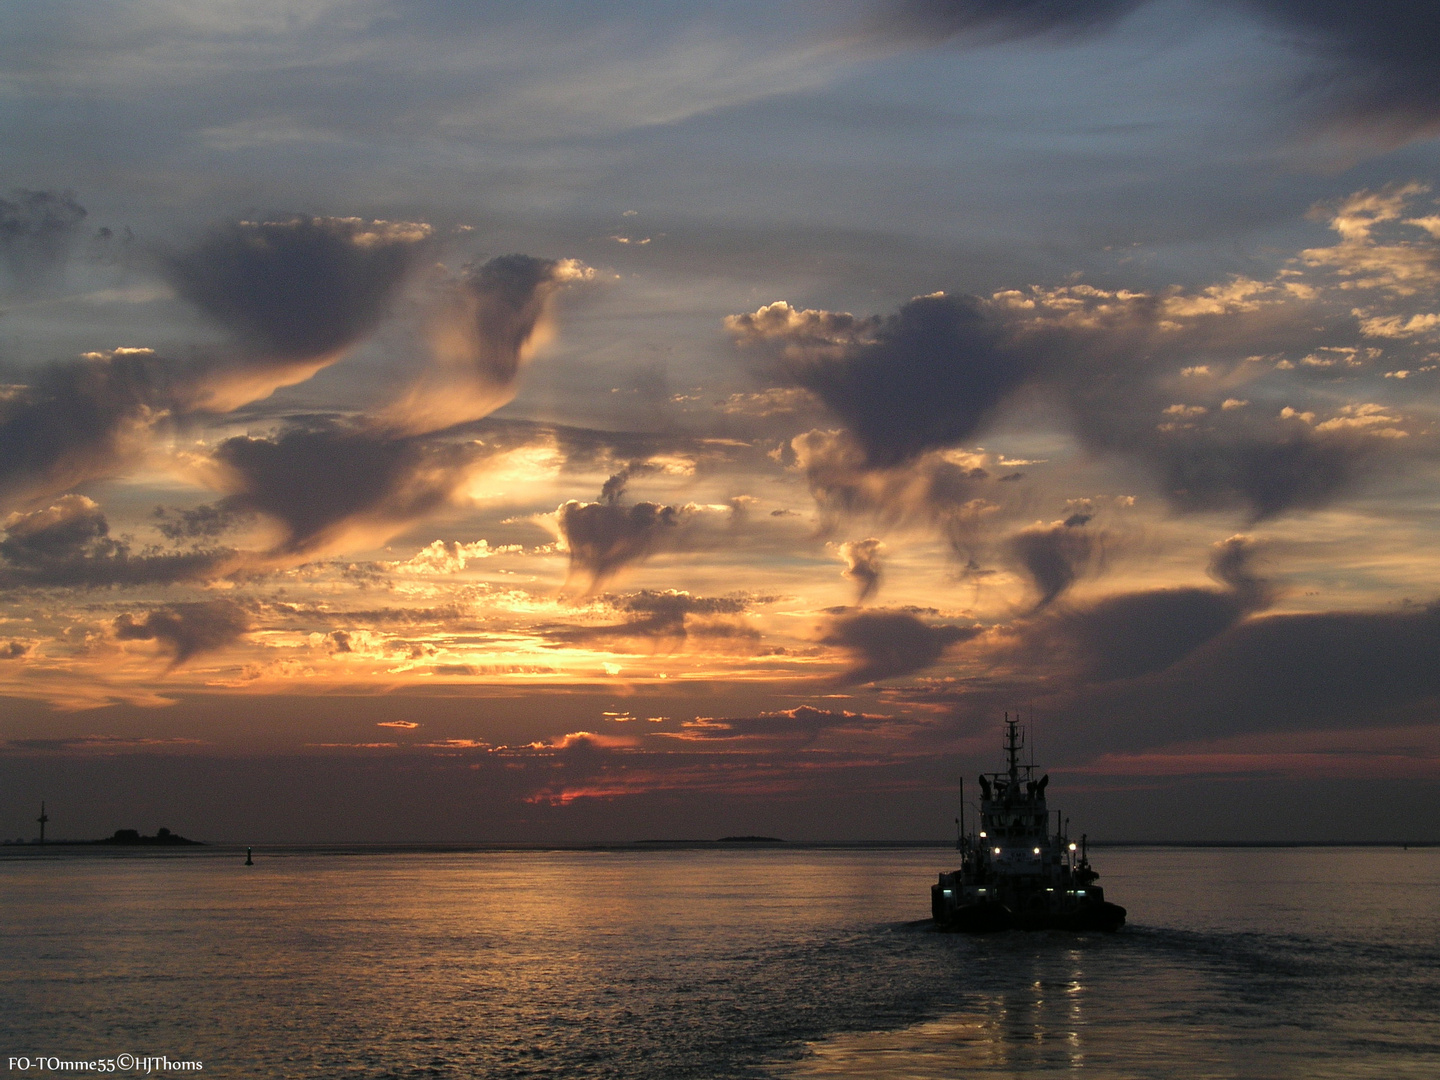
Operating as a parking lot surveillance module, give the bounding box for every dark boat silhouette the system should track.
[932,717,1125,932]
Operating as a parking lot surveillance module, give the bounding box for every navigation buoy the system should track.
[245,846,253,866]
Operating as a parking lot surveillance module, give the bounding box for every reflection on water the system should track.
[781,847,1440,1080]
[0,847,1437,1079]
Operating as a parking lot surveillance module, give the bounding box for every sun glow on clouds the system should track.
[5,0,1440,840]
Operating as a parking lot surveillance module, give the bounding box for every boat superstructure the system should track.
[932,717,1125,932]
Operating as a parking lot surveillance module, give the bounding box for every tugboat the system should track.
[932,716,1125,932]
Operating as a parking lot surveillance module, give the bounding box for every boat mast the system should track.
[958,776,965,852]
[1005,714,1022,783]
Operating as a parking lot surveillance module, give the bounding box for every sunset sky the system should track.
[3,1,1439,842]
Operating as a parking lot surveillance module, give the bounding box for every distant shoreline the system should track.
[2,838,1435,855]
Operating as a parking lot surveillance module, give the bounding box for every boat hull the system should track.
[932,885,1125,933]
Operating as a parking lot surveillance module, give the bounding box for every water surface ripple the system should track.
[2,847,1436,1078]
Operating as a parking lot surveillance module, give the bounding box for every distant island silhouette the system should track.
[96,827,203,846]
[718,835,783,843]
[632,836,786,845]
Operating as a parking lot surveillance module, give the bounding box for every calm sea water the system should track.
[1,846,1437,1079]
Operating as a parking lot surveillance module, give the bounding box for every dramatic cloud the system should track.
[208,422,489,557]
[0,213,441,512]
[838,538,885,603]
[1,494,114,564]
[790,429,1000,556]
[0,213,433,510]
[113,599,250,668]
[0,349,182,509]
[821,609,980,684]
[876,2,1440,140]
[1242,0,1440,140]
[0,188,87,293]
[553,471,715,592]
[875,0,1142,44]
[1005,516,1100,611]
[1137,425,1393,521]
[556,499,687,592]
[738,251,1429,525]
[665,705,895,748]
[382,254,593,435]
[0,496,233,589]
[992,535,1275,683]
[733,295,1022,468]
[1206,531,1275,610]
[2,223,577,535]
[168,216,431,360]
[166,216,432,410]
[613,590,750,633]
[545,590,754,644]
[152,502,252,542]
[1054,601,1440,753]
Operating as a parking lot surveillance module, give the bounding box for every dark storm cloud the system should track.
[0,188,86,292]
[211,421,488,557]
[383,254,592,435]
[738,286,1420,523]
[0,223,576,516]
[166,216,431,362]
[666,705,896,747]
[618,590,750,629]
[261,600,468,628]
[0,496,234,589]
[0,213,439,512]
[875,0,1143,43]
[553,470,710,591]
[0,494,114,563]
[995,535,1273,683]
[838,538,885,603]
[600,462,658,505]
[1005,516,1099,610]
[0,349,183,509]
[790,429,1001,557]
[734,295,1023,468]
[1206,531,1274,610]
[113,599,250,668]
[880,1,1440,138]
[821,609,980,684]
[152,502,252,541]
[1240,0,1440,138]
[543,590,754,644]
[447,254,584,386]
[0,214,436,511]
[1053,602,1440,753]
[1073,400,1402,522]
[556,500,686,591]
